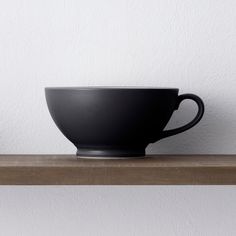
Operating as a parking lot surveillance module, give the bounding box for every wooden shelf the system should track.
[0,155,236,185]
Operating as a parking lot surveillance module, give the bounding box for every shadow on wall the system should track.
[147,96,233,154]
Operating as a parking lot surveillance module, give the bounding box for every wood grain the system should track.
[0,155,236,185]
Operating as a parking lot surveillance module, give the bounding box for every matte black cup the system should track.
[45,87,204,158]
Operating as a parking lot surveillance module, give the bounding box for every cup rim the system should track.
[45,86,179,91]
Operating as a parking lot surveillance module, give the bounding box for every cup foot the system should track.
[76,146,146,159]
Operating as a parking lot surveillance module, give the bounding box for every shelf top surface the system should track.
[0,155,235,168]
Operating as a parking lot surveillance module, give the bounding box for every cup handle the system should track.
[160,93,204,139]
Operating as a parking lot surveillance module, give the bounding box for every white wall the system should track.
[0,0,236,235]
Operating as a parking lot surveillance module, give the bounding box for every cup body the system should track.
[45,87,180,157]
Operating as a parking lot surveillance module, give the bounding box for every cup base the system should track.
[76,146,146,159]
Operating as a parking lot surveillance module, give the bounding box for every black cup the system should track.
[45,87,204,158]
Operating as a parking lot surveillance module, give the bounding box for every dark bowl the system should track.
[45,87,204,158]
